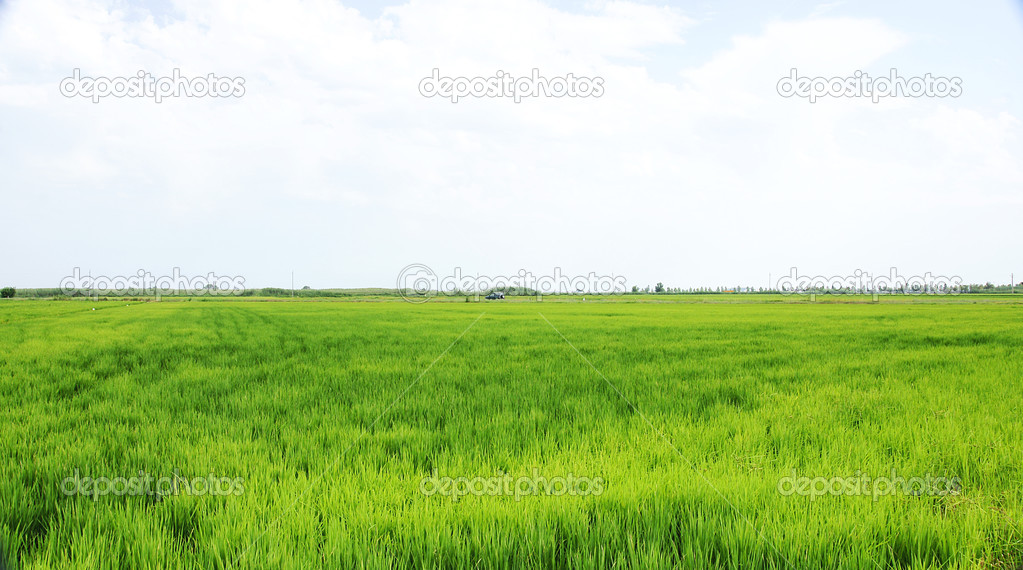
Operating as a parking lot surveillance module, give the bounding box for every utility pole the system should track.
[291,271,294,297]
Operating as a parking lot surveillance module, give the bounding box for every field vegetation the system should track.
[1,296,1021,568]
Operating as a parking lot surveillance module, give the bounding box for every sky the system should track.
[1,0,1021,291]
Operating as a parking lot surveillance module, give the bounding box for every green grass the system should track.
[1,297,1021,569]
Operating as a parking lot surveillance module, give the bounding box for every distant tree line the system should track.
[2,281,1022,299]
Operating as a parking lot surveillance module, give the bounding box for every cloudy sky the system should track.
[1,0,1020,290]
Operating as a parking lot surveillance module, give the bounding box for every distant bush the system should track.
[1,287,15,298]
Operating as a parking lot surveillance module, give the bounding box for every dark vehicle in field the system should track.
[485,292,505,300]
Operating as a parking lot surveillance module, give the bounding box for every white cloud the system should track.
[0,0,1019,288]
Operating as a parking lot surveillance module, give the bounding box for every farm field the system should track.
[1,297,1021,569]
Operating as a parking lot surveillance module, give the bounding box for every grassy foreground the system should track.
[1,297,1021,569]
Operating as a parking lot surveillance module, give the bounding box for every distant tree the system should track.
[631,285,639,294]
[302,285,311,290]
[0,287,14,298]
[655,282,665,293]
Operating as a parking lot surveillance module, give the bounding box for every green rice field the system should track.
[1,296,1021,569]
